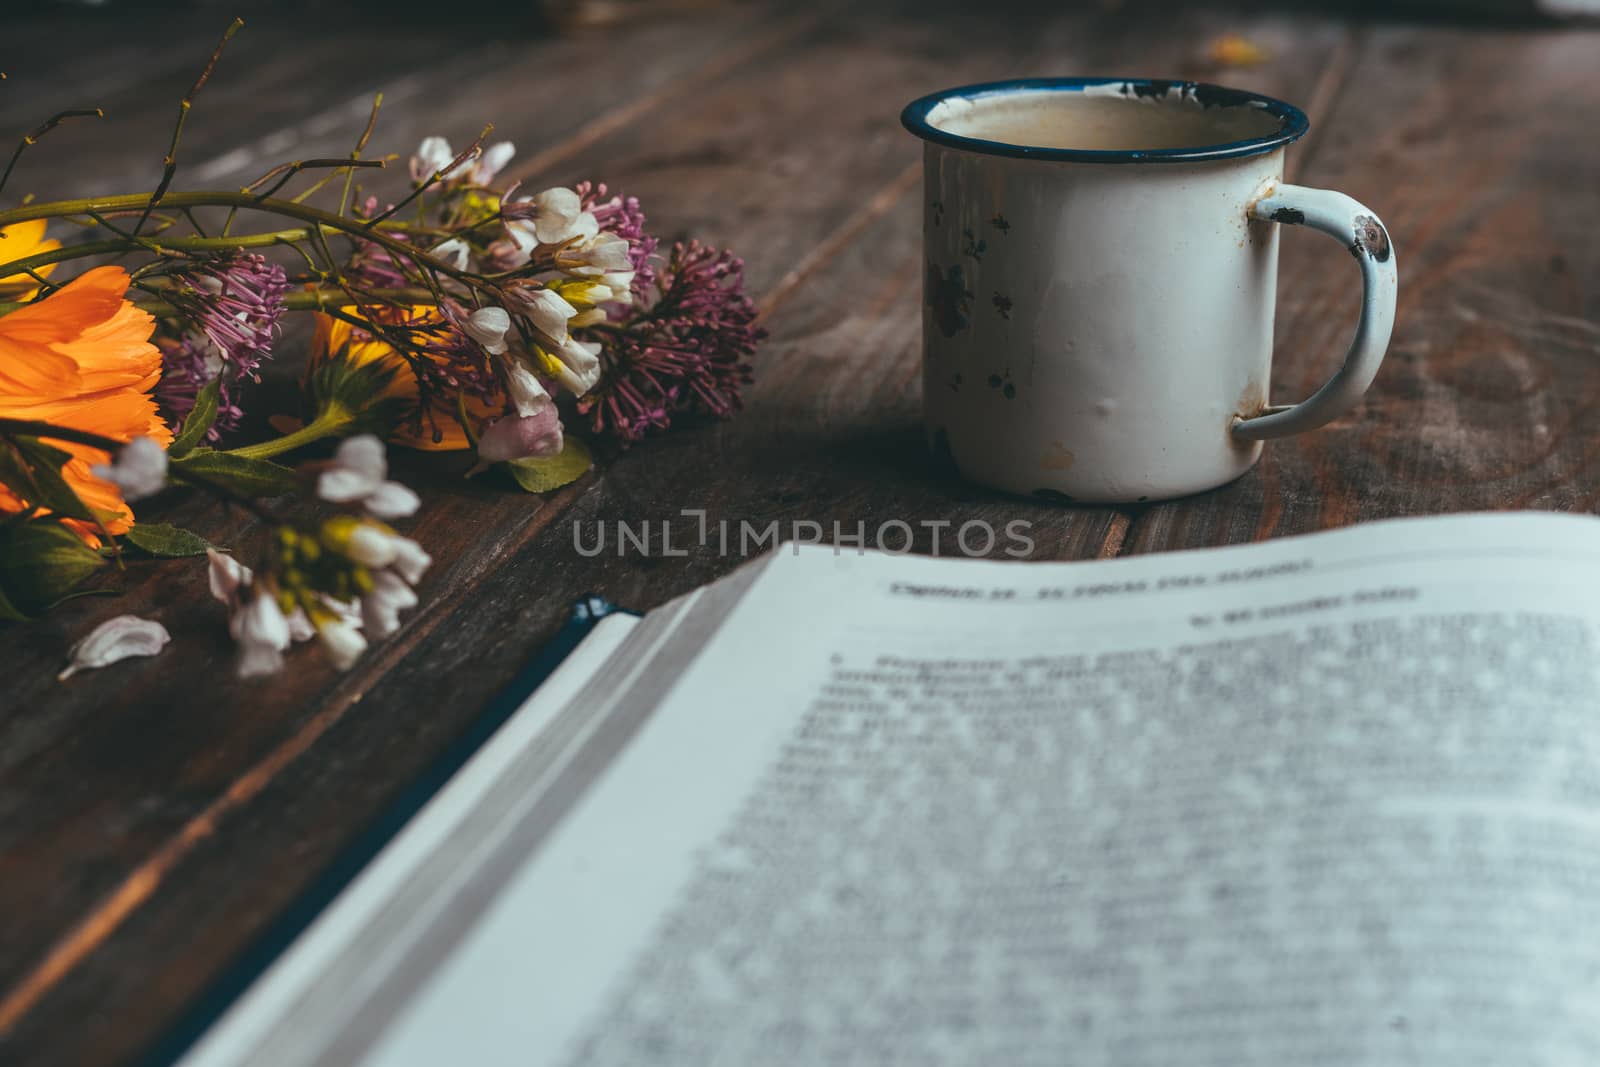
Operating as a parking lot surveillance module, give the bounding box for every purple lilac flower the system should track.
[156,251,290,438]
[579,241,763,445]
[575,180,657,294]
[346,236,414,291]
[374,306,502,446]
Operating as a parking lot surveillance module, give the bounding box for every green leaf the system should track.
[503,437,593,494]
[0,519,110,618]
[122,522,213,558]
[170,449,298,498]
[168,378,220,459]
[0,436,96,521]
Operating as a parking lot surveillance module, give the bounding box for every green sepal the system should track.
[0,518,111,618]
[0,581,25,622]
[0,436,96,521]
[503,437,593,493]
[306,351,413,439]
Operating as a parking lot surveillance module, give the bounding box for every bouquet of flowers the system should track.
[0,19,763,679]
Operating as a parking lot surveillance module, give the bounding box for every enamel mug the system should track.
[901,78,1397,503]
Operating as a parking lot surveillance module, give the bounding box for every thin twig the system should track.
[292,153,394,207]
[340,93,383,217]
[18,265,55,294]
[87,211,192,260]
[0,191,485,288]
[0,108,104,200]
[133,16,244,237]
[181,206,210,238]
[273,234,324,276]
[363,124,491,229]
[245,157,384,202]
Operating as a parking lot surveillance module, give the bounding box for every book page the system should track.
[179,555,777,1067]
[174,609,641,1067]
[195,513,1600,1066]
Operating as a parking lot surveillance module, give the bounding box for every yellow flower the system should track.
[0,220,62,301]
[1206,34,1268,69]
[308,306,499,451]
[0,265,172,542]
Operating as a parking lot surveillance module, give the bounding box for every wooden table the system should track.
[1,2,1595,1063]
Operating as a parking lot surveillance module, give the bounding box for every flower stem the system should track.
[0,417,280,523]
[0,192,481,287]
[226,407,352,461]
[114,286,440,319]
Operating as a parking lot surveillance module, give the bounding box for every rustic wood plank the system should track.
[0,6,804,1063]
[0,6,1427,1065]
[1123,20,1600,555]
[4,18,466,201]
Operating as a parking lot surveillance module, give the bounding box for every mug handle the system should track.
[1233,182,1398,442]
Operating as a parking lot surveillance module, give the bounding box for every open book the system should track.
[174,512,1600,1066]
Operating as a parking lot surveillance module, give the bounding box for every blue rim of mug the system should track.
[900,78,1310,164]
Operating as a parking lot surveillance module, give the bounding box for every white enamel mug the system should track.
[902,78,1397,503]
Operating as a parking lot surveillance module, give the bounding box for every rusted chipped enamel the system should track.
[1351,214,1393,263]
[1240,184,1398,442]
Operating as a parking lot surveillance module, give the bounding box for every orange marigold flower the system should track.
[308,306,500,451]
[0,265,172,541]
[0,220,61,301]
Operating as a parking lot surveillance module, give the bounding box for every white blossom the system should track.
[432,238,470,271]
[207,549,379,677]
[549,336,603,395]
[286,607,317,644]
[232,592,292,679]
[527,187,583,244]
[317,435,420,520]
[471,141,516,185]
[361,570,419,638]
[91,436,168,502]
[561,279,616,306]
[57,615,171,680]
[478,412,564,462]
[207,548,249,603]
[559,232,633,276]
[463,306,512,355]
[568,211,601,242]
[499,222,537,266]
[341,525,431,584]
[208,549,318,647]
[316,616,368,671]
[507,286,577,344]
[345,524,401,568]
[409,136,466,183]
[391,537,432,585]
[504,360,553,417]
[602,271,635,303]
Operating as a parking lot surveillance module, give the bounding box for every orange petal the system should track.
[0,265,132,346]
[54,301,162,390]
[0,333,81,398]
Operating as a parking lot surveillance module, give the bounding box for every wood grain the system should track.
[0,4,1593,1066]
[1122,22,1600,554]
